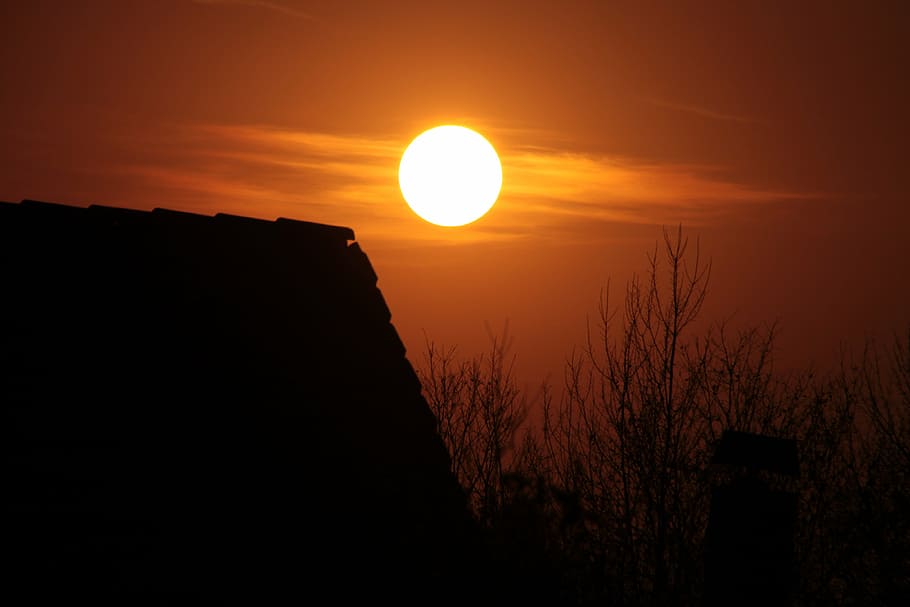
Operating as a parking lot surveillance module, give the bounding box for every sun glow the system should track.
[398,125,503,227]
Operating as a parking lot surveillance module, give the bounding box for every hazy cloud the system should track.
[502,147,805,223]
[644,97,759,124]
[192,0,318,20]
[118,123,811,244]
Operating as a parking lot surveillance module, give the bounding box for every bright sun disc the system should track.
[398,125,503,227]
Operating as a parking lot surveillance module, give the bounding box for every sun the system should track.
[398,125,503,227]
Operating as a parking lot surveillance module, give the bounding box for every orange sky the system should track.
[2,0,908,393]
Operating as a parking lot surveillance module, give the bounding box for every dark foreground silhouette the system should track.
[9,199,901,606]
[1,199,513,603]
[704,430,799,607]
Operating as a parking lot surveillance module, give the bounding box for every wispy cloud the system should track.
[502,147,803,227]
[116,124,409,237]
[192,0,318,20]
[644,97,759,124]
[114,123,811,245]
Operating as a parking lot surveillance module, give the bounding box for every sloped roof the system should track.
[1,198,490,602]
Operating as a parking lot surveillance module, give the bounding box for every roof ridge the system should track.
[6,198,355,241]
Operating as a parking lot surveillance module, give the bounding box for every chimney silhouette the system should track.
[703,429,800,607]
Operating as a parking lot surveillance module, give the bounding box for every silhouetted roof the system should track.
[1,198,356,240]
[711,430,800,478]
[1,198,493,603]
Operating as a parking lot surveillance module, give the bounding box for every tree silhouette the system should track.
[417,327,575,602]
[795,330,910,605]
[538,225,722,606]
[415,226,910,606]
[417,325,528,526]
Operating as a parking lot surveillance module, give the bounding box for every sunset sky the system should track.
[3,0,908,393]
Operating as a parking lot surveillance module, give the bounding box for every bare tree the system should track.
[539,226,817,606]
[417,325,529,525]
[796,329,910,606]
[538,226,713,606]
[415,225,909,606]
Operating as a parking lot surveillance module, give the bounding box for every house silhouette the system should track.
[2,199,496,603]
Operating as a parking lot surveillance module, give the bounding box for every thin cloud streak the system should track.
[502,148,809,225]
[119,123,812,244]
[644,97,760,124]
[192,0,318,20]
